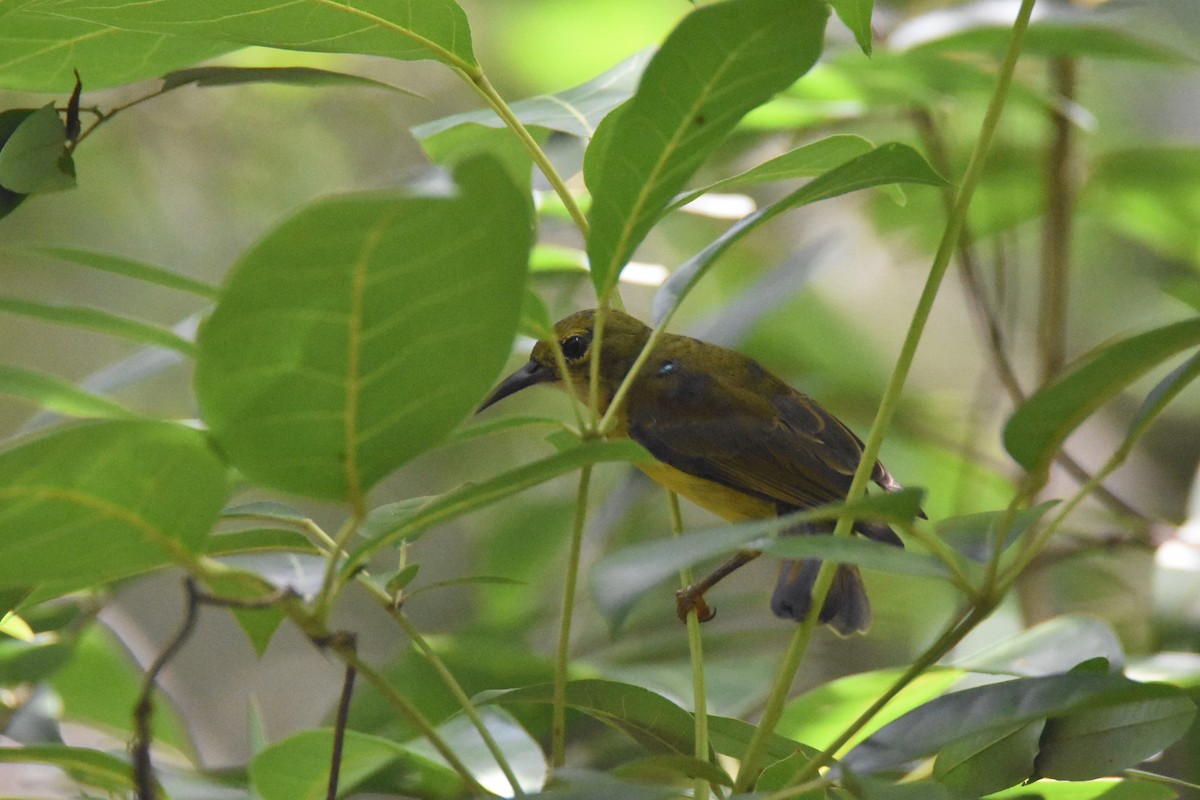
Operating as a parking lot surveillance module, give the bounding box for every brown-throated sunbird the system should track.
[479,309,912,635]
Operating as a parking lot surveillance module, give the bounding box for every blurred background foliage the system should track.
[1,0,1199,797]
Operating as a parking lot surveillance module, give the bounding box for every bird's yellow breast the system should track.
[637,459,775,522]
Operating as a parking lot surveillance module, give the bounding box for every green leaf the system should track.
[956,616,1126,678]
[1130,351,1200,439]
[416,122,535,192]
[0,8,234,92]
[828,0,874,55]
[590,489,926,627]
[1033,696,1197,781]
[0,295,197,356]
[652,143,947,322]
[0,363,135,419]
[707,714,814,763]
[28,0,477,68]
[986,777,1179,799]
[413,49,653,140]
[196,157,532,502]
[762,534,947,579]
[250,728,465,800]
[0,103,74,193]
[161,65,419,96]
[0,634,72,683]
[933,719,1043,797]
[0,743,137,794]
[205,528,318,557]
[0,420,227,585]
[406,709,546,796]
[585,0,829,298]
[1084,147,1200,267]
[18,245,219,298]
[481,678,698,756]
[670,134,875,211]
[346,439,648,566]
[937,501,1057,563]
[844,672,1194,775]
[612,754,733,787]
[777,667,964,754]
[1003,318,1200,472]
[50,624,191,755]
[901,20,1194,65]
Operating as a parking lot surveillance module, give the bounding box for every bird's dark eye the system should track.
[560,334,589,361]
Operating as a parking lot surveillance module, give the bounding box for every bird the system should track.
[478,308,912,635]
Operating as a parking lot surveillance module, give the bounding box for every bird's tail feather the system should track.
[770,559,870,635]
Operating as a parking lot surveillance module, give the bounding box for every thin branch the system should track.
[327,644,358,800]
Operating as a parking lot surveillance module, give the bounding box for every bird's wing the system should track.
[626,366,867,511]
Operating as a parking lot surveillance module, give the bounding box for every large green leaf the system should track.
[0,420,226,585]
[986,777,1178,799]
[195,157,531,502]
[844,672,1195,775]
[584,0,828,298]
[1033,696,1197,781]
[652,143,947,322]
[21,0,476,68]
[1003,318,1200,472]
[933,719,1043,797]
[0,8,234,92]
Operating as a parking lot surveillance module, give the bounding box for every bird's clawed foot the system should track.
[675,585,716,622]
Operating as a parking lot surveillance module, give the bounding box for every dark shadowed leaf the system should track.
[161,65,418,95]
[933,719,1043,797]
[0,103,73,193]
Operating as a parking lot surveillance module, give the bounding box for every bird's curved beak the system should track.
[478,359,557,413]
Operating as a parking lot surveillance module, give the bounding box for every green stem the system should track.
[393,612,526,797]
[465,71,591,241]
[552,465,593,768]
[314,514,363,623]
[739,0,1040,790]
[732,614,820,792]
[669,492,713,800]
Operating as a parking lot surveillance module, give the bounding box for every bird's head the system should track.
[479,308,651,413]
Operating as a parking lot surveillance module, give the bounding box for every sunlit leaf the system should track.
[0,420,226,585]
[986,778,1178,799]
[1003,318,1200,472]
[196,157,531,501]
[585,0,828,298]
[0,8,233,92]
[21,0,477,68]
[777,667,964,755]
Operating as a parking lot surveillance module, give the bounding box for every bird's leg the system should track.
[675,549,762,622]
